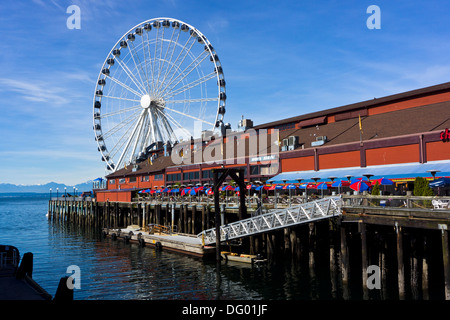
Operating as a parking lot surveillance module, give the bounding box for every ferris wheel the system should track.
[93,17,226,172]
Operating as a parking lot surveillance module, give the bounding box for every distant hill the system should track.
[0,181,93,193]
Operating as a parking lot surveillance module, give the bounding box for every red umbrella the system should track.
[350,180,370,192]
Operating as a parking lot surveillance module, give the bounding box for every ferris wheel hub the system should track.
[140,94,151,109]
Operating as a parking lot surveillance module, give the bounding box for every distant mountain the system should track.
[0,181,93,193]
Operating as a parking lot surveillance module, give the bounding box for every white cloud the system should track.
[0,77,70,105]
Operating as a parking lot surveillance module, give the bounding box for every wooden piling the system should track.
[441,227,450,300]
[360,222,369,299]
[396,224,406,300]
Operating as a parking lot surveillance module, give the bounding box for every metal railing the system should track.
[198,196,342,245]
[341,195,450,210]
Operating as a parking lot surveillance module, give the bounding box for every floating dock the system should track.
[103,226,215,257]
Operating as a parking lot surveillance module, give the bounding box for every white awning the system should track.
[268,160,450,183]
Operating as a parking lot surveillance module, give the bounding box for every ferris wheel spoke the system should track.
[101,95,141,103]
[129,112,146,163]
[116,109,146,168]
[143,30,156,94]
[154,33,193,97]
[106,75,142,97]
[115,57,147,94]
[101,109,141,140]
[163,71,216,100]
[159,49,209,98]
[155,27,169,96]
[100,105,141,118]
[156,29,181,94]
[129,41,151,93]
[167,97,218,104]
[162,105,214,126]
[155,107,192,138]
[156,34,197,98]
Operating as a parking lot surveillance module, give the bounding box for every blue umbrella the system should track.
[374,178,394,186]
[429,177,450,188]
[189,188,197,195]
[255,185,263,191]
[284,184,297,189]
[316,182,328,190]
[234,186,240,191]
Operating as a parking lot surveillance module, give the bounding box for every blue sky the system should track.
[1,0,450,186]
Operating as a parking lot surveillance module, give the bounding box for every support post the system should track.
[360,222,369,299]
[440,226,450,300]
[396,223,405,300]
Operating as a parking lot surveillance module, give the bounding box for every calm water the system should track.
[0,193,329,300]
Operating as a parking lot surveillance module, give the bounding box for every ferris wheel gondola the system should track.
[93,18,226,172]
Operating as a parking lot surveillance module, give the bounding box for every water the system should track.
[0,193,328,300]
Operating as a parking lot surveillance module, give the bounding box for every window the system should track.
[129,177,136,183]
[167,173,181,182]
[109,179,115,184]
[118,178,126,184]
[154,174,163,180]
[250,165,260,175]
[142,175,149,182]
[202,170,211,179]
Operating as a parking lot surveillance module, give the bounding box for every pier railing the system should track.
[341,194,450,210]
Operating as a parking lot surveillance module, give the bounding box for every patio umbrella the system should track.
[207,188,214,195]
[189,188,196,195]
[429,177,450,188]
[331,181,349,194]
[331,180,348,187]
[316,182,328,197]
[374,178,394,185]
[234,186,240,191]
[316,182,328,189]
[350,180,370,192]
[224,185,234,190]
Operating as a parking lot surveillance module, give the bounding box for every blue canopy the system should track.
[284,184,297,189]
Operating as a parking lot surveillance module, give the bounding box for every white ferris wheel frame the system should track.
[93,17,226,172]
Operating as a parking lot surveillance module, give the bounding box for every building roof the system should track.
[277,101,450,150]
[106,154,174,179]
[254,81,450,130]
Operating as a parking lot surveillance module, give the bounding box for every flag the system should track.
[359,114,363,134]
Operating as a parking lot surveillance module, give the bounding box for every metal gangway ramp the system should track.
[198,196,342,245]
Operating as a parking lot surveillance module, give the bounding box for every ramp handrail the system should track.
[198,196,342,245]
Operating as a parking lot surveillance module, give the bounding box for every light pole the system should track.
[50,188,52,200]
[56,187,59,200]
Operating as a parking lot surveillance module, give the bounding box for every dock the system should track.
[102,225,215,257]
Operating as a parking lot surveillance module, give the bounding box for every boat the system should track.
[221,251,267,265]
[0,245,73,300]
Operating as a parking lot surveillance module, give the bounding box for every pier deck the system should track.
[103,226,215,257]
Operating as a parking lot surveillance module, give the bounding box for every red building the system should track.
[95,82,450,201]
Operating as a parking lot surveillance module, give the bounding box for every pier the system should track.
[48,193,450,299]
